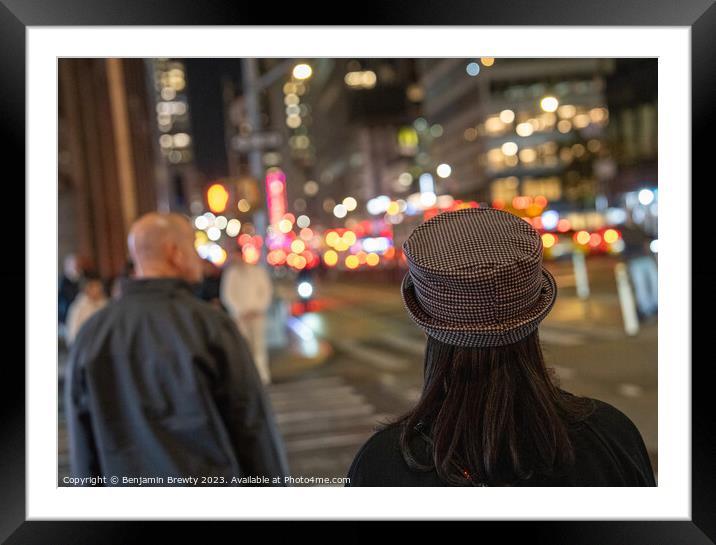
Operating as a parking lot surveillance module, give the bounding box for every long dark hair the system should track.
[392,331,595,486]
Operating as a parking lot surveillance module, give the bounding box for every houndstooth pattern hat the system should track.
[401,207,557,348]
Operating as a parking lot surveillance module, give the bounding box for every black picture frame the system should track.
[2,0,711,542]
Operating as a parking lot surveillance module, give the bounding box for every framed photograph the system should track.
[3,0,710,542]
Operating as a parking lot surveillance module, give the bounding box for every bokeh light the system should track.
[323,250,338,266]
[278,219,293,233]
[343,197,358,211]
[541,233,557,249]
[575,230,591,245]
[466,62,480,76]
[499,109,515,124]
[501,142,518,156]
[603,229,620,244]
[540,96,559,112]
[436,163,452,178]
[292,63,313,80]
[207,183,229,214]
[291,239,306,254]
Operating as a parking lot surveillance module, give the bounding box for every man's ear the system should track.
[168,242,183,269]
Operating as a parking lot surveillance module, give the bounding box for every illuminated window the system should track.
[522,177,562,201]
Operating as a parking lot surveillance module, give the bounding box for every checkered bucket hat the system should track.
[401,207,557,348]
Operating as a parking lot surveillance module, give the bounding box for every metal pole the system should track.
[240,59,270,266]
[240,58,265,184]
[615,262,640,336]
[572,250,590,300]
[257,58,295,90]
[221,77,240,179]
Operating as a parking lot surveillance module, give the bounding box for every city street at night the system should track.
[265,256,657,483]
[58,56,659,488]
[59,256,657,484]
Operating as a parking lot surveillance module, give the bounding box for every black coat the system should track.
[58,275,79,324]
[65,277,289,485]
[346,397,656,486]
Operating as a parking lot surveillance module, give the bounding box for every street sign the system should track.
[232,132,282,152]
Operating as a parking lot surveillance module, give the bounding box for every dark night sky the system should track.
[183,59,244,180]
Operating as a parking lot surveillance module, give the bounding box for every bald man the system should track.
[65,212,289,486]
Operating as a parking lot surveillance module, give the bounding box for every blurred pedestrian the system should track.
[65,272,108,346]
[620,220,658,319]
[58,253,82,336]
[220,248,273,385]
[347,208,655,487]
[197,258,224,310]
[110,260,135,300]
[65,212,288,485]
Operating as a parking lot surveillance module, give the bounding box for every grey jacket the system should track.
[65,277,289,485]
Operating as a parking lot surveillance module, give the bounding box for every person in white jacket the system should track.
[220,250,273,384]
[65,274,108,346]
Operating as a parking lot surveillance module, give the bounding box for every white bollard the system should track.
[615,262,640,336]
[572,251,590,300]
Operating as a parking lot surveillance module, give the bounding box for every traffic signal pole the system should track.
[240,58,295,264]
[240,58,265,185]
[240,58,295,182]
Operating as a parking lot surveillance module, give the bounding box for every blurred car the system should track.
[539,226,625,260]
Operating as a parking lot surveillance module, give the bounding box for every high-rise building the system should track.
[604,59,658,196]
[417,58,616,210]
[275,58,421,229]
[604,58,658,236]
[149,58,201,214]
[58,58,160,279]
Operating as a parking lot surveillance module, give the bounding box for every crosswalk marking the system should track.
[374,333,426,357]
[276,414,390,438]
[274,403,376,425]
[270,392,366,412]
[268,376,345,392]
[284,432,374,454]
[333,339,411,371]
[266,375,385,461]
[269,384,359,402]
[331,326,594,374]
